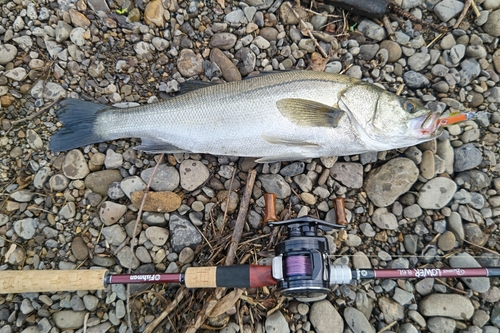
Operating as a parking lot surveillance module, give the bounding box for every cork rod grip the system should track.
[184,267,217,288]
[0,270,108,294]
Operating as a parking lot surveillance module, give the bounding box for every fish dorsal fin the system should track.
[276,98,346,128]
[179,80,219,94]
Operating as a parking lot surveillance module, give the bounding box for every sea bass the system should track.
[50,71,471,162]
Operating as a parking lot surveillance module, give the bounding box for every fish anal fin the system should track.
[255,155,311,163]
[135,138,188,154]
[276,98,345,128]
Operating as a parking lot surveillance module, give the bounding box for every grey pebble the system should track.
[180,160,209,191]
[108,182,125,199]
[310,300,344,333]
[104,150,123,169]
[34,167,51,189]
[427,317,456,333]
[141,164,180,191]
[330,162,363,188]
[372,208,398,230]
[14,218,37,240]
[449,253,490,292]
[259,174,291,198]
[63,150,90,180]
[417,177,457,209]
[102,225,126,246]
[403,70,430,88]
[50,174,70,191]
[378,297,405,322]
[120,176,147,199]
[52,310,87,330]
[0,44,17,65]
[344,307,374,333]
[454,144,483,172]
[357,19,386,41]
[142,212,166,226]
[265,311,290,333]
[434,0,464,22]
[99,201,127,226]
[59,202,76,219]
[116,246,140,269]
[145,226,169,246]
[393,288,414,305]
[419,294,474,319]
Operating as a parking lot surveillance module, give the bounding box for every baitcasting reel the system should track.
[269,217,352,299]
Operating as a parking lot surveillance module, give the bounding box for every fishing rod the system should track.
[0,194,499,296]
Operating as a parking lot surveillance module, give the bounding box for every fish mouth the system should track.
[409,112,475,136]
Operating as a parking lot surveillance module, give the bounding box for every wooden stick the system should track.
[453,0,472,29]
[226,169,257,266]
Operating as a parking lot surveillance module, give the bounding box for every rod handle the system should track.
[184,265,276,289]
[0,269,108,294]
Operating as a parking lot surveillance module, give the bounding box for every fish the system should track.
[50,70,472,162]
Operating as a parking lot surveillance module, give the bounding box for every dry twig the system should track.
[143,288,189,333]
[454,0,473,29]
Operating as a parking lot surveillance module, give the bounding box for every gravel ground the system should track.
[1,0,500,332]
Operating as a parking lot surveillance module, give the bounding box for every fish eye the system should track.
[403,100,417,113]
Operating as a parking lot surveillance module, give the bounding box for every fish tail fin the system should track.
[50,98,110,152]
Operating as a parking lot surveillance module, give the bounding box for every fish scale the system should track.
[50,71,468,162]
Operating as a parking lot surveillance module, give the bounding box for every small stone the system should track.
[130,191,182,212]
[120,176,147,199]
[145,226,169,246]
[85,170,123,196]
[116,246,140,269]
[69,8,90,27]
[0,44,17,65]
[420,150,435,179]
[104,150,123,169]
[357,19,386,41]
[434,0,464,22]
[310,300,343,333]
[344,307,374,333]
[99,201,127,225]
[437,231,456,251]
[403,71,430,88]
[179,247,195,264]
[449,253,490,293]
[140,165,180,191]
[4,67,27,81]
[427,317,456,333]
[330,162,363,188]
[365,158,419,207]
[484,10,500,37]
[102,225,126,246]
[417,177,457,209]
[454,144,483,172]
[26,129,43,150]
[52,311,87,330]
[259,174,291,199]
[180,160,209,191]
[177,49,204,77]
[14,218,37,240]
[372,208,398,230]
[71,236,88,261]
[378,297,405,322]
[169,214,202,252]
[210,48,241,82]
[63,150,90,180]
[144,0,165,27]
[209,33,237,50]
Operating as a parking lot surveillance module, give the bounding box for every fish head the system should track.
[339,84,445,150]
[373,92,442,145]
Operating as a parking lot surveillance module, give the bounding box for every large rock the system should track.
[364,158,419,207]
[310,300,343,333]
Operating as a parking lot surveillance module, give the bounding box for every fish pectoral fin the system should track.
[135,138,188,154]
[261,134,321,148]
[276,98,346,128]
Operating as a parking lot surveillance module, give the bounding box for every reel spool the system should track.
[270,217,346,299]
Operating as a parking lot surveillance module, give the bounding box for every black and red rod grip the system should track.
[0,265,277,294]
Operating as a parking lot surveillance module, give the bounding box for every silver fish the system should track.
[50,71,471,162]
